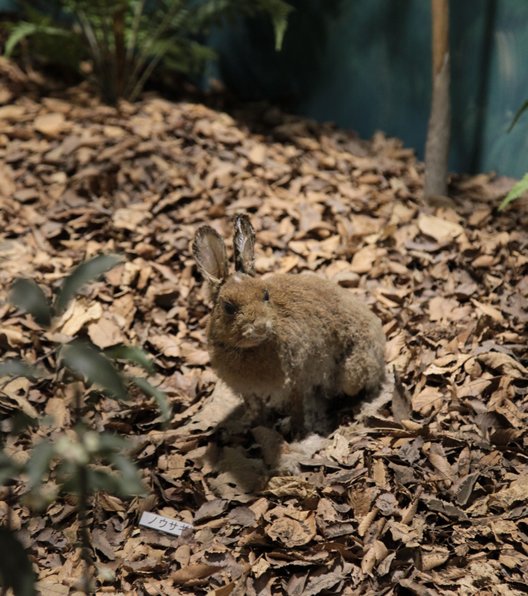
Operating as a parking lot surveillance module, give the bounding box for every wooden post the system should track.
[424,0,451,199]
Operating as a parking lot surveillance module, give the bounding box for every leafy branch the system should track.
[0,254,172,594]
[4,0,293,103]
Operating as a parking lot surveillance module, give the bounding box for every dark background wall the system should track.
[1,0,526,177]
[210,0,528,178]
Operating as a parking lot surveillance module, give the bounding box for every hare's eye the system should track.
[223,301,237,315]
[263,289,270,302]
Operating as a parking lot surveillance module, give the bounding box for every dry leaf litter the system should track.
[0,60,527,595]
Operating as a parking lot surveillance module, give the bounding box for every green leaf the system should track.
[26,440,55,490]
[498,173,528,211]
[9,278,52,327]
[62,467,144,497]
[107,454,146,496]
[131,377,171,422]
[54,254,123,315]
[105,345,154,374]
[4,21,38,57]
[60,341,128,400]
[92,431,127,454]
[58,466,105,495]
[8,411,38,435]
[0,359,47,381]
[85,469,124,494]
[270,3,293,51]
[4,20,71,57]
[0,527,36,596]
[508,99,528,132]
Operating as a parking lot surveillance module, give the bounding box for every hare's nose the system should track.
[243,317,270,338]
[254,317,272,332]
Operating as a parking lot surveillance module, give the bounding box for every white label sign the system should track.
[139,512,193,537]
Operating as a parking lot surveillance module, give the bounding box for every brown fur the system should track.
[208,273,385,431]
[193,217,386,435]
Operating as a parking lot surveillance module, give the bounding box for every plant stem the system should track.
[113,4,127,100]
[0,486,14,596]
[424,0,450,199]
[6,485,13,533]
[124,2,187,99]
[74,385,92,595]
[78,460,92,595]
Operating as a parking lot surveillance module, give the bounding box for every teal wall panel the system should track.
[0,0,16,12]
[211,0,528,178]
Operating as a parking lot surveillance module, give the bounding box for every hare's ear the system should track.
[233,213,255,275]
[192,225,228,292]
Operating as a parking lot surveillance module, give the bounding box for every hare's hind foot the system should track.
[274,434,328,475]
[252,426,327,475]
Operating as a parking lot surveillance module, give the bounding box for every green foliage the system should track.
[499,173,528,211]
[1,255,172,593]
[5,21,40,56]
[60,341,129,400]
[4,3,83,70]
[9,254,122,327]
[501,98,528,210]
[0,359,47,380]
[4,0,293,103]
[508,99,528,132]
[6,253,171,415]
[9,278,52,327]
[31,431,146,498]
[131,376,172,422]
[26,440,55,491]
[54,254,123,315]
[0,452,21,486]
[104,344,155,374]
[0,459,35,595]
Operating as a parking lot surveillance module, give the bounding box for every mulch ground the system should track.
[0,58,527,595]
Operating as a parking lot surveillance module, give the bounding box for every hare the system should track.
[192,214,385,437]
